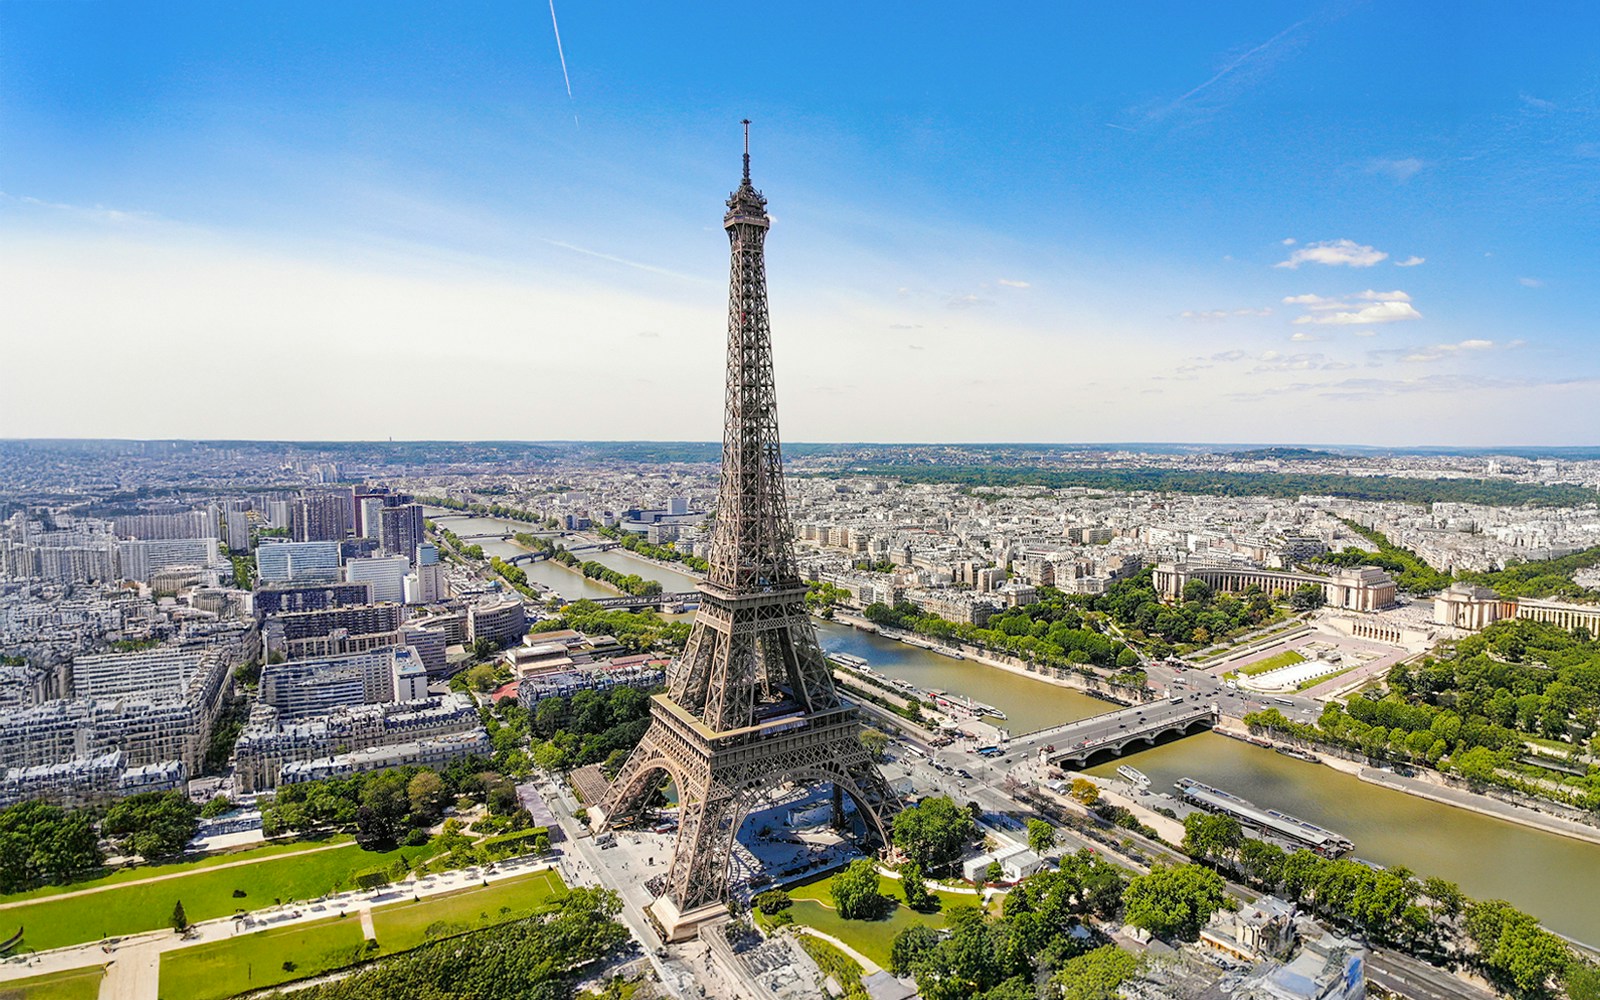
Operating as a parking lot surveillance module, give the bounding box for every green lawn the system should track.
[1236,649,1306,677]
[0,837,349,904]
[370,869,565,951]
[158,915,369,1000]
[2,839,440,953]
[0,964,104,1000]
[762,872,984,969]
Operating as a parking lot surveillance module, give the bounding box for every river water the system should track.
[426,509,1600,945]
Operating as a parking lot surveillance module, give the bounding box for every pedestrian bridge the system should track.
[1014,698,1219,769]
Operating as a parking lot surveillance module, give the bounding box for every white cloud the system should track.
[1290,331,1318,342]
[1352,329,1378,337]
[1394,256,1425,267]
[1251,351,1353,373]
[1519,277,1545,288]
[1281,237,1297,246]
[1181,306,1272,322]
[1366,157,1425,182]
[1282,293,1335,306]
[944,293,987,309]
[997,278,1031,289]
[1275,239,1388,269]
[1293,300,1422,325]
[1356,289,1411,301]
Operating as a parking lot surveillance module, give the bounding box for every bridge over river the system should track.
[1008,697,1219,769]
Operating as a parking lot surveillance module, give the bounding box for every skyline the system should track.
[4,3,1599,445]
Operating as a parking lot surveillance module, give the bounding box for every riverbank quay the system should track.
[1216,721,1600,849]
[826,612,1149,709]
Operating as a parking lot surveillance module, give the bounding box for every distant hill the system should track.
[1228,447,1346,461]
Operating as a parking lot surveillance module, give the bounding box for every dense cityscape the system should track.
[7,4,1600,1000]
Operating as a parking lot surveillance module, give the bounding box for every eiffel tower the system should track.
[594,123,900,937]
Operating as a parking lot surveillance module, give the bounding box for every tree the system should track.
[1068,778,1100,806]
[1122,864,1228,941]
[754,889,792,914]
[1238,838,1287,889]
[1053,945,1143,1000]
[407,771,450,824]
[984,861,1005,884]
[859,727,890,762]
[171,899,189,933]
[0,800,104,891]
[891,924,940,976]
[901,860,935,911]
[1026,818,1057,856]
[892,796,977,872]
[1290,584,1327,611]
[1182,813,1243,863]
[831,858,887,920]
[102,791,202,860]
[532,830,551,854]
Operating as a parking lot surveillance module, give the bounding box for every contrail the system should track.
[548,0,576,125]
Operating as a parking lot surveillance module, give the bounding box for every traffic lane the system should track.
[1369,951,1498,1000]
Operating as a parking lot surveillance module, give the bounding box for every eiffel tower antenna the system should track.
[593,122,900,939]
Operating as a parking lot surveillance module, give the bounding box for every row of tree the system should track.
[835,464,1597,507]
[529,601,690,653]
[1311,519,1454,593]
[261,760,521,849]
[594,523,710,572]
[0,790,203,892]
[862,595,1138,671]
[1179,811,1590,1000]
[271,886,629,1000]
[578,559,663,596]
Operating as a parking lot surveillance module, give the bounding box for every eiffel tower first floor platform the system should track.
[590,693,901,940]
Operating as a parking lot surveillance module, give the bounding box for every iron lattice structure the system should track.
[597,125,900,913]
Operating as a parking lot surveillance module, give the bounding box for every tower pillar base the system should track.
[650,895,725,942]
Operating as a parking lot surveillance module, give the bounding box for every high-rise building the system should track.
[267,500,293,530]
[596,130,898,937]
[346,555,410,604]
[379,504,425,563]
[223,502,251,554]
[466,597,525,649]
[292,491,351,542]
[358,496,386,540]
[117,538,219,582]
[256,540,342,583]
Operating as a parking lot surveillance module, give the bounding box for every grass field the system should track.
[1235,649,1306,677]
[0,837,351,905]
[370,869,566,951]
[156,869,566,1000]
[158,915,369,1000]
[759,872,982,969]
[0,964,104,1000]
[4,839,439,953]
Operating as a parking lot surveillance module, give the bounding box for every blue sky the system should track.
[3,2,1597,445]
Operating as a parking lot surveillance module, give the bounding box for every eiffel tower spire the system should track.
[594,124,900,934]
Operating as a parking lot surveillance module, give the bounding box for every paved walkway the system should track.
[0,840,354,912]
[1359,767,1600,847]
